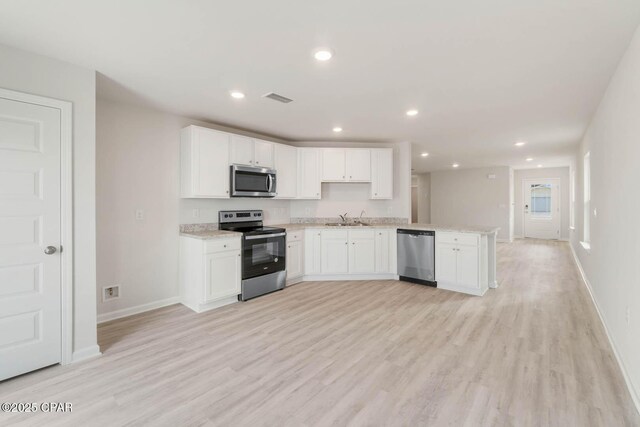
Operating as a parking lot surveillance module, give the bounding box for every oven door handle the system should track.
[245,232,286,240]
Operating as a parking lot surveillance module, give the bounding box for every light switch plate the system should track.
[135,209,144,220]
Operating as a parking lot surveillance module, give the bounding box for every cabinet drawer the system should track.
[348,229,375,239]
[286,231,303,242]
[437,232,479,247]
[205,238,241,254]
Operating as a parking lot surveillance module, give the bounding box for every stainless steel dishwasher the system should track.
[397,229,436,286]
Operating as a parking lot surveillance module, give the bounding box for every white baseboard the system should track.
[496,238,511,243]
[302,274,398,281]
[71,345,102,363]
[97,296,181,324]
[569,243,640,415]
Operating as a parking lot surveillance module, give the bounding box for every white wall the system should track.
[430,166,511,240]
[571,25,640,410]
[0,44,98,359]
[416,173,431,223]
[96,98,291,319]
[290,141,412,220]
[514,167,571,239]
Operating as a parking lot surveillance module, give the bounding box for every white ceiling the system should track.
[1,1,639,172]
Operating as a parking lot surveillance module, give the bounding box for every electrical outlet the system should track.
[192,209,200,218]
[135,209,144,220]
[103,285,121,302]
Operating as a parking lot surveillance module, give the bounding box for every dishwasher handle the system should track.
[397,229,435,237]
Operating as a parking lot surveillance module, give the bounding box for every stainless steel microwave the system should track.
[230,165,277,197]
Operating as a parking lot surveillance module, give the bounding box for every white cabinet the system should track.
[230,135,254,166]
[181,126,230,198]
[371,148,393,199]
[304,229,322,274]
[321,230,349,274]
[321,148,346,181]
[455,245,480,289]
[375,229,393,273]
[205,250,242,302]
[230,135,274,168]
[274,143,297,198]
[435,232,487,296]
[348,229,376,273]
[436,243,458,284]
[180,236,241,313]
[254,139,274,167]
[319,229,383,275]
[286,231,304,284]
[346,149,371,181]
[320,148,371,182]
[298,148,321,199]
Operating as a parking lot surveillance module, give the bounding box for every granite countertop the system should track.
[179,230,242,240]
[179,220,500,240]
[272,223,500,235]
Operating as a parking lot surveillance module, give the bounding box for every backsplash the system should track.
[180,223,219,233]
[289,217,408,225]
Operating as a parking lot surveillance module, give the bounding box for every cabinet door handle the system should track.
[223,244,227,248]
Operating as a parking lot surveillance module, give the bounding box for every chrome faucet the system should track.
[338,213,349,224]
[357,210,366,223]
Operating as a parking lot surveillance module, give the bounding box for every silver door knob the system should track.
[44,246,57,255]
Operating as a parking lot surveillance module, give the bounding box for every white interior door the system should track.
[523,178,560,239]
[0,95,62,380]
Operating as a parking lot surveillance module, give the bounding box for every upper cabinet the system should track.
[230,135,274,168]
[320,148,371,182]
[181,126,230,198]
[371,148,393,199]
[297,148,321,199]
[180,125,393,201]
[345,149,371,181]
[254,140,274,168]
[273,143,297,198]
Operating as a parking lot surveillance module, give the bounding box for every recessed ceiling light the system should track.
[406,109,419,116]
[515,141,526,146]
[452,163,459,168]
[526,158,533,162]
[332,127,343,133]
[314,49,333,61]
[230,91,245,99]
[421,152,429,157]
[537,164,543,168]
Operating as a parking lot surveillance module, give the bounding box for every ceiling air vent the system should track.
[263,92,293,103]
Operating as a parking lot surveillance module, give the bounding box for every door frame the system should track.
[522,177,561,239]
[0,87,74,365]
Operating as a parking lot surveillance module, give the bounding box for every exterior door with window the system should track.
[523,179,560,239]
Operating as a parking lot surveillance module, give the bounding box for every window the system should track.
[582,152,591,249]
[530,184,552,217]
[570,169,576,229]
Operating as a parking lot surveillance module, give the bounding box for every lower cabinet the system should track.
[204,250,242,302]
[180,236,242,313]
[304,229,322,275]
[321,230,350,274]
[348,230,376,273]
[315,228,393,276]
[286,231,304,285]
[435,232,487,296]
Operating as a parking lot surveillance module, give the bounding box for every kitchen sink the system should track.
[324,222,371,227]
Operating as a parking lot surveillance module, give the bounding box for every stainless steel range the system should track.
[219,210,286,301]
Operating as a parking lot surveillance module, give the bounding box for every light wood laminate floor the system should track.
[1,239,639,426]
